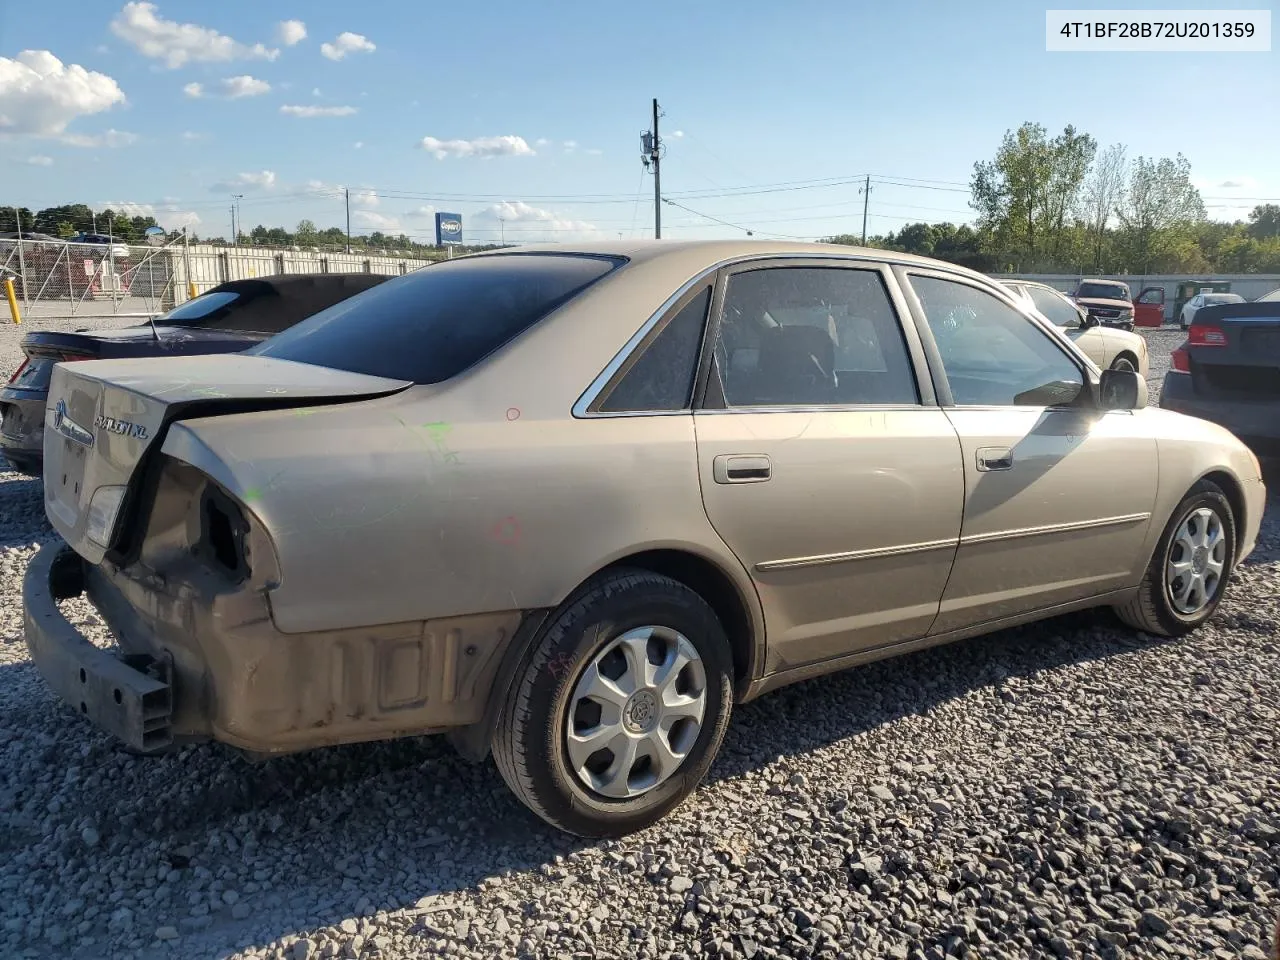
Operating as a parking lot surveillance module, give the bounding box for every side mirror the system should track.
[1098,368,1147,411]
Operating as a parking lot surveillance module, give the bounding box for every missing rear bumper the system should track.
[23,542,174,752]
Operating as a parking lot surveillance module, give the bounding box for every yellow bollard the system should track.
[188,280,198,300]
[3,278,20,325]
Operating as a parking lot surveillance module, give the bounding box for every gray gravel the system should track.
[1,327,1277,960]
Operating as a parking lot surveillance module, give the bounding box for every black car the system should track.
[1161,300,1280,457]
[0,273,389,474]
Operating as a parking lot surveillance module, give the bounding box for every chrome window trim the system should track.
[571,250,976,419]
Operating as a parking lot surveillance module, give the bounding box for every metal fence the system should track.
[0,238,439,323]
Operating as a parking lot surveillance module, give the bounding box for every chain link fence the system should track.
[0,238,440,323]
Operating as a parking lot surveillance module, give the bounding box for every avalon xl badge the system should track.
[93,414,150,440]
[52,399,94,447]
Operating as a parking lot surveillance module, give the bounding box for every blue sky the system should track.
[1,1,1276,245]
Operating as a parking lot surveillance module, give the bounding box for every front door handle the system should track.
[713,454,772,484]
[976,447,1013,471]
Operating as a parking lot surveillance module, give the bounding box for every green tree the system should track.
[1080,143,1128,271]
[0,207,36,234]
[1116,154,1205,272]
[295,219,318,245]
[1247,204,1280,240]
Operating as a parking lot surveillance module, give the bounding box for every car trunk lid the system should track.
[44,354,412,563]
[1186,303,1280,399]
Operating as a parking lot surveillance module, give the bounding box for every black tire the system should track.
[1110,354,1138,374]
[491,568,734,837]
[1114,479,1237,637]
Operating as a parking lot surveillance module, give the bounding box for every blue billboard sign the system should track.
[435,212,463,246]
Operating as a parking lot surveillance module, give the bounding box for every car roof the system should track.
[455,239,996,283]
[1078,277,1129,286]
[1005,280,1068,295]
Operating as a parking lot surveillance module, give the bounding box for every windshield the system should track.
[1204,294,1243,305]
[1076,282,1130,301]
[250,253,623,383]
[1259,288,1280,302]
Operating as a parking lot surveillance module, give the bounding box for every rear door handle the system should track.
[976,447,1013,471]
[713,454,772,484]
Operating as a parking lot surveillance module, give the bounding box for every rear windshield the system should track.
[1204,294,1243,305]
[1076,282,1130,301]
[250,253,623,383]
[162,290,242,323]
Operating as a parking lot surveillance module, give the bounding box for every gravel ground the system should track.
[0,327,1276,960]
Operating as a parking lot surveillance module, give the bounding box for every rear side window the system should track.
[251,254,622,383]
[1027,286,1082,328]
[597,287,711,412]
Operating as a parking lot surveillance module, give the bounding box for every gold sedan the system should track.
[24,241,1266,837]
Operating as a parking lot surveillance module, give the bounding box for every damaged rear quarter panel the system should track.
[160,386,736,639]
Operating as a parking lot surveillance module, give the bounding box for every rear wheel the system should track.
[491,568,734,837]
[1114,480,1237,637]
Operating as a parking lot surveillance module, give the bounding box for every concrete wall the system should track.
[174,244,437,303]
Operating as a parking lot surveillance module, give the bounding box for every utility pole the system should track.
[860,175,872,245]
[345,187,352,253]
[498,217,505,246]
[229,205,236,245]
[13,207,28,302]
[231,195,244,246]
[641,99,662,239]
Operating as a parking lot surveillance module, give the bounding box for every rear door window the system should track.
[251,254,623,383]
[1027,286,1082,328]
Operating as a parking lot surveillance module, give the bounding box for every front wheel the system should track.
[1114,479,1237,637]
[1110,355,1137,374]
[491,569,734,837]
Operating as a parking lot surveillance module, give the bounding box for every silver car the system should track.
[23,241,1267,837]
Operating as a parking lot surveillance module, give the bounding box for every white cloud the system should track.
[101,199,155,218]
[320,32,376,61]
[671,130,684,138]
[22,155,53,166]
[312,87,321,97]
[418,134,535,160]
[280,104,357,118]
[60,128,136,148]
[277,19,307,46]
[563,140,577,152]
[534,137,549,147]
[160,209,200,230]
[479,200,600,241]
[353,210,400,230]
[110,2,280,69]
[353,141,363,149]
[210,170,276,192]
[182,81,203,98]
[180,130,205,141]
[221,75,270,98]
[0,50,126,139]
[1217,177,1257,189]
[407,205,437,219]
[95,200,198,232]
[585,148,603,156]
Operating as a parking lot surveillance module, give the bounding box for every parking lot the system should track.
[0,326,1276,960]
